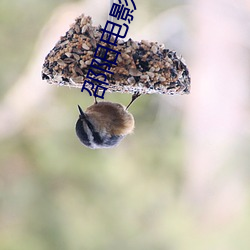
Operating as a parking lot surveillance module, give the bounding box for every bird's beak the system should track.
[77,105,86,119]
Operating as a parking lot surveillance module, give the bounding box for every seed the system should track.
[59,40,69,47]
[65,52,72,58]
[117,56,123,63]
[151,45,158,54]
[72,76,84,83]
[90,38,97,48]
[73,53,80,60]
[57,59,67,66]
[128,77,135,84]
[129,68,142,76]
[75,25,80,34]
[63,58,75,64]
[72,48,85,55]
[74,66,83,75]
[118,39,125,45]
[147,72,154,78]
[141,40,150,47]
[132,41,138,50]
[82,43,90,50]
[85,60,92,65]
[122,53,130,60]
[140,75,149,81]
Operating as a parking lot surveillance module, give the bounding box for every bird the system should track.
[75,98,138,149]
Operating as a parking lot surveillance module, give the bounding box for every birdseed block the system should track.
[42,14,190,95]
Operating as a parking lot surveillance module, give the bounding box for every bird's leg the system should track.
[126,91,141,110]
[91,89,98,104]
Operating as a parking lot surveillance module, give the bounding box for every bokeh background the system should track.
[1,0,250,249]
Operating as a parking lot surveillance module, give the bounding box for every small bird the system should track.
[75,101,135,149]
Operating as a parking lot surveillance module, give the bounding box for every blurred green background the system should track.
[1,0,250,249]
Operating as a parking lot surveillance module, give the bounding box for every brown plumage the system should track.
[85,102,134,136]
[75,101,134,149]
